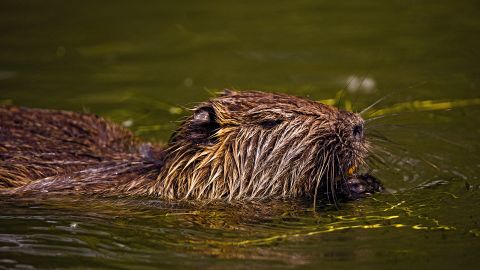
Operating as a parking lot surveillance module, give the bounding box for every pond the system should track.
[1,0,479,269]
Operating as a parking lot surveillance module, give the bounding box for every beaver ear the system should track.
[188,106,220,144]
[193,106,216,124]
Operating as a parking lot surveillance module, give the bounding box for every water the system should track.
[1,0,479,269]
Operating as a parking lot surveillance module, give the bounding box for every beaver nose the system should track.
[352,123,364,140]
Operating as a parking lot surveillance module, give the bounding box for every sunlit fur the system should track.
[1,90,369,202]
[128,91,369,201]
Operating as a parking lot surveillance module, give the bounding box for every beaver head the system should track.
[147,90,369,201]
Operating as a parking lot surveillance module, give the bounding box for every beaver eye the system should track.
[259,119,283,129]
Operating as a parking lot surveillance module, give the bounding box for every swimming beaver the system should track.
[0,90,382,202]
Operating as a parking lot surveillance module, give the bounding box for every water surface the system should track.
[1,0,479,269]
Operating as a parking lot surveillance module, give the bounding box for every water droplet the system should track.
[122,119,134,127]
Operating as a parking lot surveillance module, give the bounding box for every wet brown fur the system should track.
[0,90,370,201]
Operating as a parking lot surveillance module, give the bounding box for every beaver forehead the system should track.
[210,91,336,116]
[337,110,364,127]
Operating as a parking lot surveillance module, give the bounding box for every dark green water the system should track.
[1,0,479,269]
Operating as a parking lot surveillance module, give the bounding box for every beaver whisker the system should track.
[365,122,408,130]
[359,95,391,116]
[368,149,388,164]
[367,137,397,150]
[313,150,331,208]
[368,138,409,156]
[335,153,349,202]
[364,114,398,123]
[327,155,337,204]
[369,145,399,163]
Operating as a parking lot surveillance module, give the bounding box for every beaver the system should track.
[0,90,382,203]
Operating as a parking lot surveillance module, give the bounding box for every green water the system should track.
[1,0,479,269]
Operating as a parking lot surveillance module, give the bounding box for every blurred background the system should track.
[1,0,478,139]
[0,1,479,269]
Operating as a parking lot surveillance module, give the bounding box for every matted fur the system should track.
[0,90,369,201]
